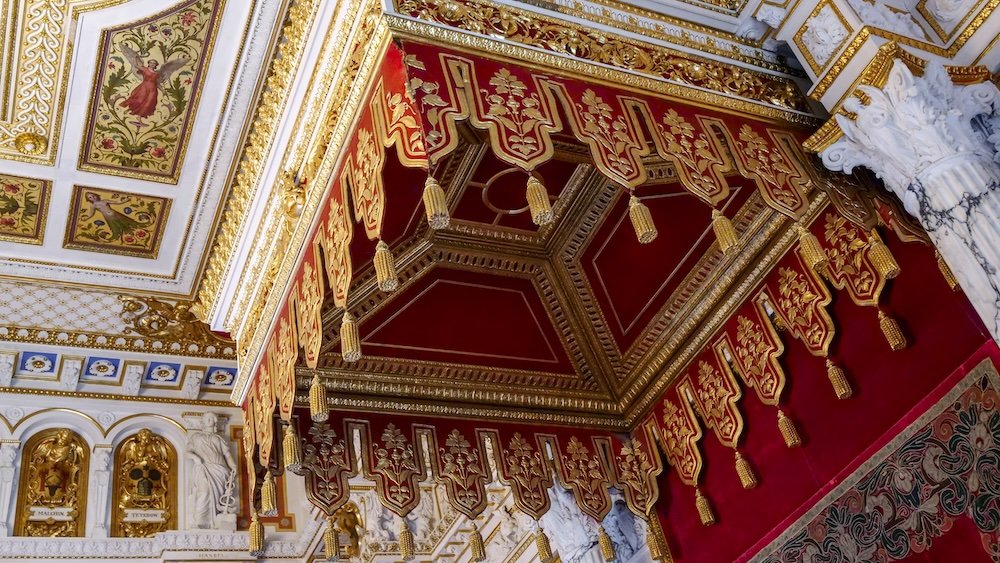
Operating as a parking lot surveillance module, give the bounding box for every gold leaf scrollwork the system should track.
[119,296,229,346]
[15,429,89,537]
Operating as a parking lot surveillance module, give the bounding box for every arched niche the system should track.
[111,429,178,537]
[14,428,89,537]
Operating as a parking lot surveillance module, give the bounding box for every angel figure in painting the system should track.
[118,45,188,121]
[80,191,154,243]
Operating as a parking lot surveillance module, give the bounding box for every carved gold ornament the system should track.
[13,133,48,156]
[120,296,230,347]
[112,429,177,537]
[15,429,89,537]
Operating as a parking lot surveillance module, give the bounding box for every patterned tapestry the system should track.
[755,358,1000,562]
[79,0,225,183]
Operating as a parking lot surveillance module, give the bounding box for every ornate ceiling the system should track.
[0,0,283,296]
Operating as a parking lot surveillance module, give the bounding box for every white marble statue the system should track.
[924,0,974,26]
[603,499,643,561]
[187,412,238,530]
[541,485,598,562]
[821,60,1000,342]
[845,0,926,39]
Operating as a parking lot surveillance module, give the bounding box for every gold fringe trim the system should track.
[340,311,361,363]
[777,409,801,448]
[309,373,328,422]
[936,250,959,290]
[374,240,399,292]
[879,310,907,351]
[826,359,852,399]
[598,525,616,561]
[796,224,829,273]
[536,528,554,562]
[469,522,486,562]
[324,517,340,561]
[712,209,738,255]
[734,450,757,489]
[695,488,715,526]
[867,231,900,279]
[526,175,554,226]
[249,512,265,557]
[399,520,415,561]
[283,424,302,472]
[629,194,658,244]
[423,175,450,229]
[260,471,277,517]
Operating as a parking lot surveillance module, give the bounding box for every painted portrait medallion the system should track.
[0,173,49,244]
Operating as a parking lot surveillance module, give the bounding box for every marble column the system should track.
[92,446,112,538]
[819,59,1000,341]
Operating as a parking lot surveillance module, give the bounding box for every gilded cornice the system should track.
[228,0,389,402]
[195,0,321,324]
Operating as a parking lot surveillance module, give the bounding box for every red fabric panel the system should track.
[654,233,991,562]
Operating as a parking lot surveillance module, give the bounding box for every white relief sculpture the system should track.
[4,407,24,425]
[58,359,82,392]
[846,0,927,38]
[121,364,143,396]
[925,0,974,27]
[821,60,1000,341]
[0,443,18,536]
[800,5,849,68]
[603,498,643,561]
[182,369,205,400]
[755,4,787,28]
[186,412,238,530]
[92,447,112,538]
[541,485,598,562]
[0,353,14,387]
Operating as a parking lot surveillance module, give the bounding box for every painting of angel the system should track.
[118,46,188,120]
[64,186,171,259]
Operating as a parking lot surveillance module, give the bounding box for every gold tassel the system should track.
[936,250,959,290]
[469,521,486,562]
[526,175,554,226]
[645,513,670,562]
[734,450,757,489]
[629,194,658,244]
[249,512,265,557]
[283,424,302,472]
[879,310,907,351]
[309,374,328,422]
[373,240,399,292]
[535,528,554,562]
[796,224,829,273]
[826,359,852,399]
[777,409,801,448]
[695,488,715,526]
[399,520,415,561]
[340,311,361,363]
[260,471,277,516]
[423,175,450,229]
[712,209,738,255]
[324,517,341,561]
[867,231,900,279]
[598,525,616,561]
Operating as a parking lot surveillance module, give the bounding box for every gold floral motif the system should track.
[349,127,387,240]
[273,314,297,420]
[296,259,323,368]
[688,360,742,447]
[15,429,89,537]
[731,124,807,217]
[302,420,354,513]
[320,188,353,308]
[615,438,659,517]
[659,396,702,486]
[112,429,176,537]
[564,88,647,187]
[822,213,882,306]
[559,437,612,520]
[405,53,462,160]
[652,110,727,203]
[730,313,785,405]
[501,432,551,519]
[371,424,422,515]
[393,0,807,112]
[437,430,488,518]
[772,261,835,356]
[254,364,275,467]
